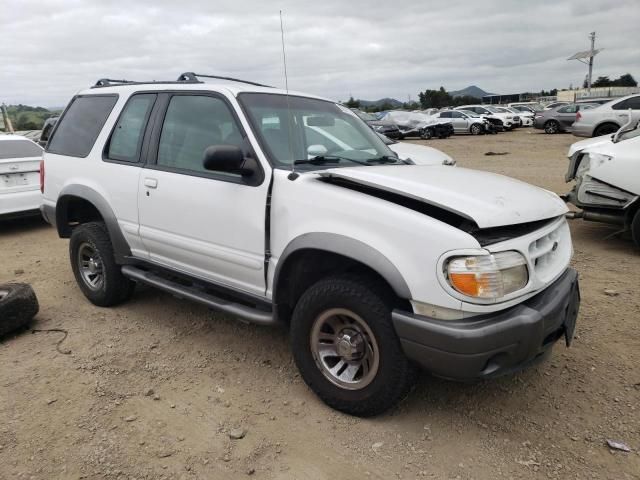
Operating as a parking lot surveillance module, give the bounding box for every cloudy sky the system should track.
[2,0,639,107]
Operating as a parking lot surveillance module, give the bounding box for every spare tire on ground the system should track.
[0,283,39,338]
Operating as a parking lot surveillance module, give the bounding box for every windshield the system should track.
[460,110,481,117]
[485,106,501,113]
[239,93,395,168]
[352,110,378,121]
[615,123,640,143]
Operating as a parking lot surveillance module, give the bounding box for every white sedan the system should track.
[0,135,43,220]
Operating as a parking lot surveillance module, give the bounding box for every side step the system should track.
[121,265,276,326]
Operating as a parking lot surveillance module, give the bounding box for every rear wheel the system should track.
[470,123,482,135]
[69,222,134,307]
[290,275,416,417]
[544,120,560,134]
[593,123,619,137]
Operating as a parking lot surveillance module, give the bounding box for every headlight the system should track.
[446,251,528,299]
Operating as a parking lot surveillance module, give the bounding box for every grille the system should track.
[528,220,571,284]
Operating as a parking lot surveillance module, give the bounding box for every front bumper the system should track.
[392,268,580,381]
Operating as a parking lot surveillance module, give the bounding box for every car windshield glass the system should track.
[239,93,395,169]
[615,124,640,142]
[485,106,501,113]
[0,139,43,159]
[460,110,480,117]
[353,110,378,121]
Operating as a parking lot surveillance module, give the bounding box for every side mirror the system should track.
[203,145,255,176]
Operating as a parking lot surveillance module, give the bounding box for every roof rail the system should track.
[178,72,273,88]
[94,78,136,87]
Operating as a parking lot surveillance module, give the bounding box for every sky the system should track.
[1,0,639,107]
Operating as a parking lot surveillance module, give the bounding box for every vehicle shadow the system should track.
[0,215,50,236]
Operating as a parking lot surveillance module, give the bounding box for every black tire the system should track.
[290,274,416,417]
[0,283,39,337]
[544,120,560,134]
[69,222,134,307]
[420,128,433,140]
[632,209,640,248]
[470,123,482,135]
[593,123,619,137]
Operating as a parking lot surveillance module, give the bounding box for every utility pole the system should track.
[587,31,596,92]
[567,32,602,95]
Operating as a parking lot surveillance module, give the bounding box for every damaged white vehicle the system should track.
[563,117,640,246]
[42,73,580,416]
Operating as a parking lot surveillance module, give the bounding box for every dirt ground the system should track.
[1,129,639,480]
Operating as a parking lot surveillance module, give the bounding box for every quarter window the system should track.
[612,96,640,110]
[157,95,245,174]
[47,95,118,157]
[106,94,156,162]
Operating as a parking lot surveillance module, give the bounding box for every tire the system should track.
[470,123,482,135]
[420,128,433,140]
[290,274,416,417]
[69,222,134,307]
[593,123,619,137]
[0,283,39,337]
[632,209,640,248]
[544,120,560,134]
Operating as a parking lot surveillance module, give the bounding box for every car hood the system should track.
[318,165,567,229]
[567,134,613,157]
[387,142,453,166]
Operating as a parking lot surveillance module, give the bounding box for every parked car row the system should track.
[533,94,640,137]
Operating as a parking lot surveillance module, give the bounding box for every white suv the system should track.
[41,73,580,416]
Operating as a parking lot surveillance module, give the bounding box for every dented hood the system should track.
[318,165,567,229]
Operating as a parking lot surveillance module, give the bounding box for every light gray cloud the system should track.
[1,0,638,106]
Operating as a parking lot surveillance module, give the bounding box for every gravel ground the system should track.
[1,129,639,480]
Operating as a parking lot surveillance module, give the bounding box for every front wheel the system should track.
[420,128,433,140]
[69,222,135,307]
[290,275,416,417]
[470,123,482,135]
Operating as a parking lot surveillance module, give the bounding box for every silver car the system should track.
[571,94,640,137]
[533,103,598,134]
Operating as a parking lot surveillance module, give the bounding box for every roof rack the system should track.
[177,72,273,88]
[91,73,273,89]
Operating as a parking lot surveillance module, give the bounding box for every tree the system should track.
[615,73,637,87]
[592,76,611,88]
[344,96,360,108]
[418,87,451,109]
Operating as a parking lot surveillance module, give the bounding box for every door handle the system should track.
[144,178,158,189]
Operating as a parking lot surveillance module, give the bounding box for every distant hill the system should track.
[357,97,403,109]
[1,104,58,131]
[449,86,495,99]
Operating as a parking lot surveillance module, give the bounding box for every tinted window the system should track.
[47,95,118,157]
[612,96,640,110]
[451,111,464,118]
[106,94,156,162]
[0,139,43,159]
[157,95,244,174]
[439,111,451,118]
[558,105,578,114]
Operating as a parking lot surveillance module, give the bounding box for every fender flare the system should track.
[56,184,131,262]
[273,233,412,300]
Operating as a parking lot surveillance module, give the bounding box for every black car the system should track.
[351,109,403,139]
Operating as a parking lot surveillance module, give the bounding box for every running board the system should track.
[121,265,276,326]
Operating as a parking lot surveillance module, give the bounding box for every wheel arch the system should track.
[272,233,412,323]
[593,121,620,136]
[56,185,131,262]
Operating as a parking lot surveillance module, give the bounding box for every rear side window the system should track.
[0,139,43,159]
[105,94,156,162]
[47,95,118,157]
[612,96,640,110]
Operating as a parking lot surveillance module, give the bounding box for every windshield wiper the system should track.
[294,155,371,166]
[366,155,405,164]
